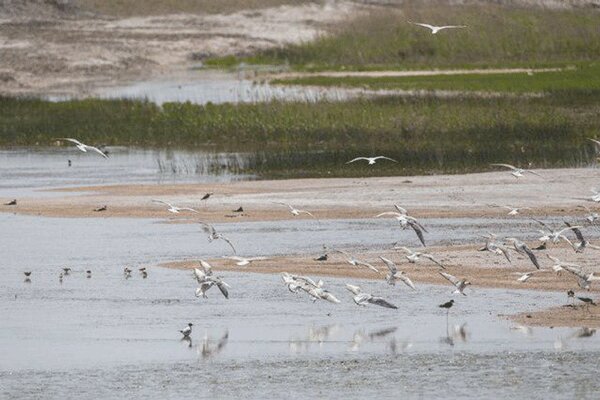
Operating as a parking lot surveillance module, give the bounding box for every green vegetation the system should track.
[1,94,598,178]
[272,64,600,94]
[208,4,600,70]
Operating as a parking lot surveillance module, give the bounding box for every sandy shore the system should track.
[160,242,600,328]
[2,168,598,221]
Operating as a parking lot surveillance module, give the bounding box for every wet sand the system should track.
[2,168,598,220]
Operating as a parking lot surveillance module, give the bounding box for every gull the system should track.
[333,249,379,273]
[194,268,230,299]
[479,233,511,263]
[346,156,398,165]
[54,138,108,158]
[409,21,467,34]
[152,200,199,214]
[490,163,542,179]
[180,323,193,339]
[504,238,541,269]
[222,256,268,266]
[198,222,236,254]
[395,246,445,268]
[376,206,428,246]
[581,188,600,203]
[579,205,599,224]
[345,284,398,309]
[514,269,550,283]
[379,256,416,290]
[274,202,315,218]
[488,204,531,216]
[564,221,600,253]
[439,272,471,296]
[546,254,581,275]
[281,273,338,303]
[534,219,582,245]
[561,265,600,290]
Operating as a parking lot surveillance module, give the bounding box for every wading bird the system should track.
[180,323,193,339]
[54,138,108,158]
[346,156,398,165]
[345,284,398,309]
[490,163,542,179]
[4,199,16,206]
[410,21,467,34]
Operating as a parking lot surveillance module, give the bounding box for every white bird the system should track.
[198,259,213,275]
[180,323,193,338]
[377,207,427,246]
[488,204,531,216]
[514,269,550,282]
[504,238,541,269]
[478,233,511,263]
[579,205,599,224]
[395,246,445,268]
[490,163,542,179]
[54,138,108,158]
[534,219,582,245]
[274,202,315,218]
[563,221,600,253]
[439,272,471,296]
[379,256,416,290]
[345,284,398,309]
[561,265,600,290]
[222,256,268,266]
[334,249,379,273]
[346,156,398,165]
[152,199,199,214]
[546,254,581,275]
[193,268,230,299]
[409,21,467,34]
[281,273,338,303]
[198,222,236,254]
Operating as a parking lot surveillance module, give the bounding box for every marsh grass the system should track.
[1,94,598,178]
[208,4,600,70]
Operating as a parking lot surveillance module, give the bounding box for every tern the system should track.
[490,163,542,179]
[534,219,582,245]
[222,256,268,266]
[346,156,398,165]
[514,269,550,283]
[546,254,581,275]
[194,267,230,299]
[488,204,531,216]
[479,233,511,263]
[345,284,398,309]
[334,249,379,273]
[410,21,467,34]
[504,238,541,269]
[376,206,427,246]
[379,256,416,290]
[54,138,108,158]
[152,200,199,214]
[395,246,445,268]
[198,222,236,254]
[274,202,315,218]
[563,221,600,253]
[561,265,600,290]
[439,272,471,296]
[180,323,193,338]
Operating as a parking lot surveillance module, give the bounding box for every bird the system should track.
[93,205,107,212]
[577,297,596,307]
[561,265,600,290]
[180,323,193,338]
[123,267,132,278]
[152,200,199,214]
[274,202,315,218]
[568,289,575,305]
[546,254,581,275]
[490,163,542,179]
[409,21,467,34]
[198,222,236,254]
[23,271,31,282]
[222,256,268,266]
[233,206,244,213]
[395,246,445,268]
[439,299,454,311]
[314,254,328,261]
[333,249,379,273]
[479,234,511,263]
[345,284,398,309]
[579,205,599,224]
[376,206,428,246]
[514,269,550,283]
[194,267,230,299]
[62,267,71,275]
[563,221,600,253]
[504,238,541,269]
[588,138,600,153]
[4,199,16,206]
[379,256,416,290]
[281,273,339,303]
[346,156,398,165]
[201,192,213,201]
[439,272,471,296]
[86,270,92,278]
[54,138,108,158]
[534,219,582,246]
[488,204,531,216]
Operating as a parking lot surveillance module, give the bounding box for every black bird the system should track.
[62,267,71,275]
[4,199,16,206]
[201,192,213,201]
[533,242,547,251]
[94,205,107,212]
[567,290,575,305]
[439,299,454,310]
[314,254,328,261]
[68,159,72,167]
[233,206,244,213]
[86,270,92,278]
[23,271,31,277]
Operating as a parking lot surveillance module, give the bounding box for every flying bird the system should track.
[346,156,398,165]
[546,254,581,275]
[490,163,542,179]
[579,205,599,224]
[152,200,199,214]
[198,222,236,254]
[379,256,416,290]
[395,246,445,268]
[504,238,541,269]
[534,219,582,245]
[54,138,108,158]
[410,21,467,34]
[274,202,315,218]
[439,272,471,296]
[334,249,379,273]
[194,266,230,299]
[222,256,268,266]
[479,233,511,263]
[345,284,398,309]
[488,204,531,216]
[563,221,600,253]
[201,192,213,201]
[561,265,600,290]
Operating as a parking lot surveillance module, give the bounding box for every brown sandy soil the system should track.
[2,168,599,221]
[0,1,361,96]
[160,241,600,327]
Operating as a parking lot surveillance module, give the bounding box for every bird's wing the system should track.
[589,138,600,147]
[397,246,412,255]
[356,260,379,273]
[86,145,109,158]
[525,170,543,178]
[179,207,199,213]
[198,221,217,235]
[369,296,398,309]
[216,281,229,299]
[379,256,397,274]
[346,157,368,164]
[422,254,445,269]
[223,256,243,262]
[532,218,552,231]
[411,22,435,30]
[439,25,467,29]
[408,221,426,247]
[375,156,398,163]
[298,209,315,217]
[546,254,560,263]
[247,257,268,261]
[345,283,362,295]
[375,212,402,218]
[406,216,428,233]
[152,199,171,207]
[219,235,237,254]
[522,245,541,269]
[564,222,585,243]
[397,273,416,290]
[439,271,461,286]
[490,163,517,171]
[498,245,512,263]
[199,259,213,275]
[394,205,408,215]
[55,138,83,146]
[193,268,207,283]
[562,265,586,280]
[556,226,584,237]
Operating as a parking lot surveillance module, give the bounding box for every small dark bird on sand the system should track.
[94,205,107,212]
[4,199,16,206]
[201,192,213,201]
[233,206,244,213]
[315,254,328,261]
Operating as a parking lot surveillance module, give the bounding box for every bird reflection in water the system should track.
[350,326,400,352]
[197,330,229,359]
[289,324,340,353]
[181,336,192,348]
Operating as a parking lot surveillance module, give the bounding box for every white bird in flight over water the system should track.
[345,284,398,309]
[439,272,471,296]
[395,246,445,268]
[490,164,542,179]
[488,204,531,216]
[379,256,416,290]
[55,138,108,158]
[334,249,379,273]
[346,156,398,165]
[504,238,540,269]
[222,256,268,266]
[198,222,237,254]
[152,200,199,214]
[274,202,315,218]
[409,21,467,34]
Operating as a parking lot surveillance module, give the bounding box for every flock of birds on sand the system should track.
[10,61,600,341]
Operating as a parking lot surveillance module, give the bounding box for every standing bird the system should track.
[439,272,471,296]
[54,138,108,158]
[379,256,416,290]
[123,267,132,278]
[198,222,237,254]
[346,156,398,165]
[180,323,193,339]
[439,300,455,324]
[409,21,467,34]
[490,163,542,179]
[345,284,398,309]
[4,199,17,206]
[567,290,575,306]
[274,202,315,218]
[395,246,445,268]
[152,200,199,214]
[504,238,541,269]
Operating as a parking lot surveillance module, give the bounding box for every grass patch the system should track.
[1,94,599,178]
[209,3,600,70]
